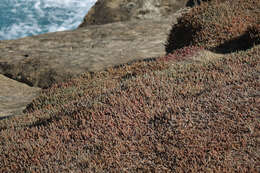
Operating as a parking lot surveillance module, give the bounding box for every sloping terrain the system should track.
[0,0,259,172]
[0,8,189,117]
[0,44,259,172]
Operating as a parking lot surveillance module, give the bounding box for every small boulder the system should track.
[78,0,188,27]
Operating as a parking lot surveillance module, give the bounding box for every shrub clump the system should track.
[165,0,260,54]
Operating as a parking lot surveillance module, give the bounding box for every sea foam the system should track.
[0,0,97,40]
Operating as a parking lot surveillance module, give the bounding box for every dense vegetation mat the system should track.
[0,44,259,172]
[0,0,259,171]
[165,0,260,54]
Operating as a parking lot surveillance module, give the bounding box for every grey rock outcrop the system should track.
[0,74,40,119]
[0,9,189,89]
[79,0,188,27]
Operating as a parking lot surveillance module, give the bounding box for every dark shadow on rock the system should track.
[186,0,210,7]
[0,114,14,121]
[4,73,34,87]
[211,31,259,54]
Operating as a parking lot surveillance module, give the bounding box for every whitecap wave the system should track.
[0,0,97,40]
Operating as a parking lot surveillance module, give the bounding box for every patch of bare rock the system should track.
[0,74,40,119]
[0,9,191,89]
[0,0,193,118]
[79,0,188,27]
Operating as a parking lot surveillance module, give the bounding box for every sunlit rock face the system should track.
[78,0,188,27]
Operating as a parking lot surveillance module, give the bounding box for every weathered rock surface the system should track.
[0,9,189,89]
[0,74,41,119]
[79,0,189,27]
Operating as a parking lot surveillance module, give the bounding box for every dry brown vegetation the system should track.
[165,0,260,54]
[0,0,259,172]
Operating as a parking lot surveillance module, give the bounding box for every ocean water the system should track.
[0,0,97,40]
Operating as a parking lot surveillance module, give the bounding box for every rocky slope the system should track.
[0,11,188,89]
[0,1,191,118]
